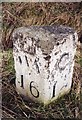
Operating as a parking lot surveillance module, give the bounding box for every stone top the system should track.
[12,25,76,55]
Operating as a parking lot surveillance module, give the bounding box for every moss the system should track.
[79,58,82,67]
[3,49,15,75]
[77,57,82,67]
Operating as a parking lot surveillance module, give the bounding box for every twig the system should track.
[5,10,22,23]
[15,94,36,119]
[2,106,19,117]
[2,110,16,119]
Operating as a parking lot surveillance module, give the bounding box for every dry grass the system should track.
[2,48,81,119]
[2,2,82,49]
[1,2,82,119]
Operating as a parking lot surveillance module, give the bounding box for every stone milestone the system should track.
[12,25,78,104]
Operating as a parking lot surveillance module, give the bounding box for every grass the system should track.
[2,49,15,75]
[78,58,82,67]
[2,3,82,50]
[2,47,81,119]
[1,2,82,119]
[75,45,82,67]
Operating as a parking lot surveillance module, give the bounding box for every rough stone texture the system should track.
[12,25,78,104]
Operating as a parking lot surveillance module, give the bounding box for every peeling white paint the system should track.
[12,26,78,104]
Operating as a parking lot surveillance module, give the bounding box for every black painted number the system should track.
[52,81,57,98]
[18,56,22,64]
[21,75,24,88]
[30,81,39,98]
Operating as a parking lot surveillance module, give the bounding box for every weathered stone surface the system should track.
[12,25,78,104]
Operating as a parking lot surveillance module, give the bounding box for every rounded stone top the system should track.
[13,25,75,36]
[12,25,77,55]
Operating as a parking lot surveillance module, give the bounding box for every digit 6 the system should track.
[30,81,39,98]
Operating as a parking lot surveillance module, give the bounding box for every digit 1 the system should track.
[18,56,22,64]
[21,75,24,88]
[52,81,57,98]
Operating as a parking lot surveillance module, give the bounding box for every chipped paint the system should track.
[12,26,78,104]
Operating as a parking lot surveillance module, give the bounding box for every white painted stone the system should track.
[12,25,78,105]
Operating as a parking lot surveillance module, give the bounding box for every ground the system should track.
[1,2,82,119]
